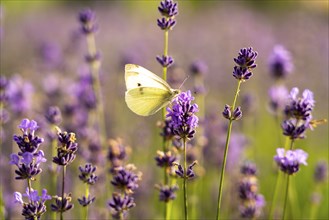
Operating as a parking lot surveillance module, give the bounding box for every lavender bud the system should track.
[157,17,176,30]
[268,45,294,79]
[45,106,62,125]
[234,47,258,69]
[156,184,179,202]
[158,0,178,18]
[190,60,208,76]
[314,161,328,183]
[274,148,308,175]
[233,106,242,121]
[222,104,232,120]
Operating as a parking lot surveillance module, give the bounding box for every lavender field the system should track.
[0,1,328,219]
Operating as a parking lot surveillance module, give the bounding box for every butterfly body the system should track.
[125,64,180,116]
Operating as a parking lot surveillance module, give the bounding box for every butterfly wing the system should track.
[125,87,176,116]
[125,64,171,91]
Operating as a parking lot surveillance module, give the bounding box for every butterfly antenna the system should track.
[179,75,190,90]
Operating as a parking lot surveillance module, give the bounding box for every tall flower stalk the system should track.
[0,75,9,220]
[216,47,258,220]
[51,130,78,219]
[77,163,98,220]
[167,91,199,220]
[156,1,178,219]
[78,9,107,148]
[11,119,51,220]
[270,87,317,219]
[107,138,142,220]
[44,106,62,220]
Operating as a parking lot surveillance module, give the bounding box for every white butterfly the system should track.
[125,64,180,116]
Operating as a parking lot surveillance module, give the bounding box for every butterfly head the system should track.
[172,89,180,98]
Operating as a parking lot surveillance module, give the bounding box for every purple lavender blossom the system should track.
[7,75,34,116]
[108,138,128,172]
[13,188,51,220]
[268,85,289,113]
[0,75,9,104]
[78,163,98,185]
[238,178,258,200]
[39,41,63,69]
[158,0,178,17]
[284,87,315,121]
[156,55,174,67]
[232,47,258,81]
[108,193,135,218]
[13,119,44,155]
[175,161,197,179]
[190,60,208,76]
[111,166,140,194]
[274,148,308,175]
[10,151,46,180]
[234,47,258,69]
[238,162,265,218]
[268,45,294,79]
[222,105,242,121]
[240,161,257,176]
[281,87,315,139]
[314,161,328,183]
[155,150,176,168]
[85,51,101,63]
[157,184,179,202]
[281,119,307,139]
[45,106,62,125]
[51,194,74,213]
[72,72,97,110]
[157,0,178,30]
[78,9,98,34]
[240,194,265,218]
[160,119,176,140]
[157,17,176,30]
[232,66,253,81]
[78,195,96,207]
[53,131,78,166]
[166,90,199,139]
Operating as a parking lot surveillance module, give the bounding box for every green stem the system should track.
[0,119,4,219]
[0,184,3,220]
[216,80,242,220]
[50,126,57,220]
[309,185,321,219]
[269,171,282,220]
[290,139,294,150]
[282,174,290,220]
[288,176,300,218]
[163,29,169,81]
[162,26,170,220]
[85,30,108,219]
[60,166,66,220]
[85,33,107,148]
[269,136,291,219]
[183,137,188,220]
[85,185,89,220]
[27,179,32,194]
[161,28,169,120]
[27,179,38,220]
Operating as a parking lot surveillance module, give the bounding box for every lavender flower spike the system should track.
[268,45,294,79]
[284,87,315,121]
[158,0,178,18]
[274,148,308,175]
[234,47,258,69]
[166,90,199,139]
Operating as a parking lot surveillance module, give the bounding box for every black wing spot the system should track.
[139,87,144,95]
